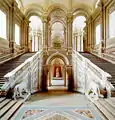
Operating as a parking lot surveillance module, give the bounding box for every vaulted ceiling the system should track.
[21,0,97,8]
[20,0,98,14]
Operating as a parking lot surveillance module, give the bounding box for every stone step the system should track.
[1,100,23,120]
[0,100,17,118]
[0,97,6,103]
[95,100,115,120]
[99,99,115,116]
[0,99,11,109]
[105,98,115,109]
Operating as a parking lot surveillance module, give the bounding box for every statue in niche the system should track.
[56,68,60,77]
[54,66,62,78]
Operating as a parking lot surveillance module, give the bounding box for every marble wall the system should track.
[86,0,115,57]
[0,0,29,59]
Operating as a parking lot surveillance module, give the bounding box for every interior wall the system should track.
[86,0,115,57]
[0,0,29,58]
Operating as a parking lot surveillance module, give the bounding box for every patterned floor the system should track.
[12,91,105,120]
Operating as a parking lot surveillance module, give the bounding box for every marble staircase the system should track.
[94,98,115,120]
[103,53,115,64]
[80,52,115,87]
[0,53,35,92]
[0,97,23,120]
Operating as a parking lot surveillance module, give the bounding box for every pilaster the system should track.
[67,12,73,54]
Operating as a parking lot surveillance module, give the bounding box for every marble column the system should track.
[101,3,106,53]
[87,17,92,52]
[67,13,73,54]
[43,12,48,51]
[66,65,74,91]
[76,36,78,51]
[64,27,66,47]
[37,33,39,51]
[9,2,16,53]
[41,65,49,91]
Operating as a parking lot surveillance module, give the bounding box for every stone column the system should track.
[87,17,92,52]
[48,27,51,48]
[76,35,78,51]
[41,65,49,91]
[80,31,83,52]
[9,1,16,53]
[37,32,39,51]
[29,35,32,52]
[67,13,73,54]
[101,2,106,53]
[63,27,66,47]
[66,65,74,91]
[43,12,48,51]
[34,34,35,51]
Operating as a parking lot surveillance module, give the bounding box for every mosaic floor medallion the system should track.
[13,105,103,120]
[22,109,44,119]
[74,109,94,119]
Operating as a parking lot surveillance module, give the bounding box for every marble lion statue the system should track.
[87,79,114,100]
[13,80,29,100]
[87,80,105,100]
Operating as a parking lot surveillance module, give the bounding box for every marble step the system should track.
[105,98,115,109]
[0,97,5,103]
[95,99,115,120]
[103,53,115,63]
[99,99,115,117]
[0,53,35,91]
[0,100,17,118]
[0,99,11,109]
[1,100,23,120]
[95,101,114,120]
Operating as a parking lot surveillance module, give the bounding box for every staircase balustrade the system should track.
[1,50,42,94]
[72,50,114,99]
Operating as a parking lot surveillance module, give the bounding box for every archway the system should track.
[48,58,67,88]
[45,52,74,91]
[73,16,86,52]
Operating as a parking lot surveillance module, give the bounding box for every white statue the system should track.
[13,79,29,100]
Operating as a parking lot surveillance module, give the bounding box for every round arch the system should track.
[24,4,44,19]
[72,4,91,20]
[46,52,69,65]
[50,20,66,29]
[47,3,67,16]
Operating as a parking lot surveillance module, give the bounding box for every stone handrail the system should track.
[72,50,113,98]
[1,50,42,93]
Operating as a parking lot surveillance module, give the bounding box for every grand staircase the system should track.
[0,97,23,120]
[80,52,115,87]
[0,53,35,91]
[94,97,115,120]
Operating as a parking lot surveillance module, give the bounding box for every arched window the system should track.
[29,16,42,52]
[96,24,101,45]
[73,16,86,51]
[0,10,6,39]
[15,24,20,45]
[109,10,115,38]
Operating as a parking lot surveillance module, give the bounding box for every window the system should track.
[96,24,101,45]
[0,10,6,39]
[109,11,115,38]
[15,24,20,45]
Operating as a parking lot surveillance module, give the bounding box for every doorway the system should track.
[48,58,67,90]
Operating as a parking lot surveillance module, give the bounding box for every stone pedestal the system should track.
[66,65,74,91]
[41,65,49,91]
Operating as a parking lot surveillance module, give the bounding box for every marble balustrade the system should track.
[1,50,43,94]
[72,50,113,98]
